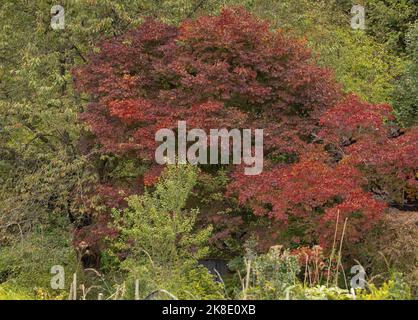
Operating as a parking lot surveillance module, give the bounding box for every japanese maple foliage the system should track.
[74,7,416,249]
[227,151,386,247]
[74,8,339,159]
[319,95,417,202]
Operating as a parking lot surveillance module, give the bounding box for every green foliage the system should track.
[0,1,224,298]
[312,28,403,104]
[0,0,207,243]
[109,165,221,299]
[293,285,353,300]
[361,0,418,54]
[393,24,418,127]
[0,284,34,300]
[237,247,412,300]
[111,165,211,265]
[333,1,417,53]
[240,245,300,300]
[290,276,411,300]
[123,263,224,300]
[0,225,79,295]
[356,273,412,300]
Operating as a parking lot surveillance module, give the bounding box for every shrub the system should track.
[348,210,418,296]
[0,225,79,296]
[239,245,300,299]
[109,165,222,299]
[356,273,412,300]
[293,285,352,300]
[0,284,34,300]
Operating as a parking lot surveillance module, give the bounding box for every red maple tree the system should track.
[74,7,417,249]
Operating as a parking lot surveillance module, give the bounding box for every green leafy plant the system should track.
[0,225,79,296]
[108,165,222,299]
[237,245,300,300]
[356,273,412,300]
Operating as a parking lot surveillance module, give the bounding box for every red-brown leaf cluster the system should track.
[73,7,417,248]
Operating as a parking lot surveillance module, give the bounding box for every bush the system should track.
[0,225,79,296]
[0,284,34,300]
[237,245,300,299]
[109,165,223,299]
[356,273,412,300]
[293,285,352,300]
[348,210,418,296]
[123,263,224,300]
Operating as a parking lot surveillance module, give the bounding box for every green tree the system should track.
[0,0,208,295]
[109,165,221,299]
[362,0,417,54]
[0,0,205,243]
[393,24,418,127]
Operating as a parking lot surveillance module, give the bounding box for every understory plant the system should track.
[0,223,79,297]
[108,164,223,299]
[233,243,412,300]
[249,247,300,299]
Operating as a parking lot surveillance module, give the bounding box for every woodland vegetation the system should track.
[0,0,417,300]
